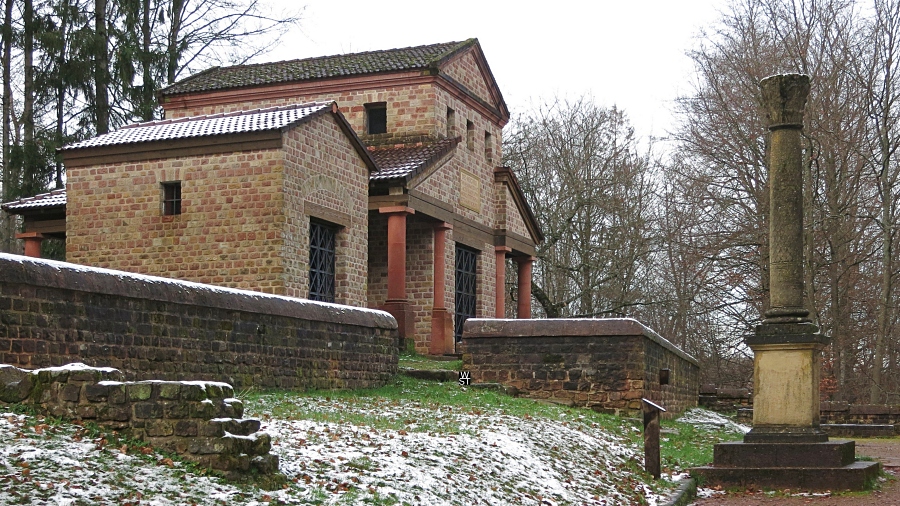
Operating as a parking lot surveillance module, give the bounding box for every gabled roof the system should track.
[59,102,378,172]
[63,102,335,150]
[369,138,459,183]
[1,188,66,214]
[161,41,476,96]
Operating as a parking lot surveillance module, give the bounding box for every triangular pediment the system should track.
[434,41,509,125]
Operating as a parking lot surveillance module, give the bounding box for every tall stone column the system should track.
[515,256,534,319]
[494,246,511,318]
[744,74,830,443]
[380,206,415,346]
[430,223,454,355]
[690,74,879,491]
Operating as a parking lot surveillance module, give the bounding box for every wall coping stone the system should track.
[0,252,396,330]
[462,318,699,366]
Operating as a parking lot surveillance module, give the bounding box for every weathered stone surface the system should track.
[461,318,699,417]
[0,365,34,402]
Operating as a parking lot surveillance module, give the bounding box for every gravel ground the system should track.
[690,438,900,505]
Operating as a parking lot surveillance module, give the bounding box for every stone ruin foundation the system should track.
[0,362,279,482]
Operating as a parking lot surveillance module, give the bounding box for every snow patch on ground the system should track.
[677,408,750,434]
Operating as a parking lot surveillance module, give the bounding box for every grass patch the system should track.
[398,353,462,371]
[658,419,744,470]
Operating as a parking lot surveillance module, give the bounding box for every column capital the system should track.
[379,206,415,215]
[515,255,536,264]
[15,232,45,240]
[434,221,453,231]
[760,74,810,130]
[494,246,512,254]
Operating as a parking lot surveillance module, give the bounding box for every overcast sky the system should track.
[261,0,727,141]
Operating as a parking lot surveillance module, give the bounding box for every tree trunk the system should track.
[95,0,109,134]
[167,0,184,84]
[140,0,154,121]
[1,0,11,252]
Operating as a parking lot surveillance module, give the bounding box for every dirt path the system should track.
[689,439,900,505]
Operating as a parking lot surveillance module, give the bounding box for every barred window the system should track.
[309,221,337,303]
[161,182,181,215]
[454,245,478,342]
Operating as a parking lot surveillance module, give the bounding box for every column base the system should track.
[690,441,879,491]
[429,308,454,355]
[744,425,829,443]
[383,300,413,350]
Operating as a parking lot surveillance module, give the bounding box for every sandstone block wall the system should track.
[0,253,398,388]
[0,363,278,478]
[460,318,700,417]
[66,150,287,294]
[281,115,370,306]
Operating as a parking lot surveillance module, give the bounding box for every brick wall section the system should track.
[166,85,441,143]
[66,150,288,294]
[281,115,370,306]
[496,186,531,239]
[0,253,398,388]
[460,318,700,417]
[0,363,278,478]
[441,51,493,105]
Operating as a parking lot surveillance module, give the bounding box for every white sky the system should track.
[260,0,727,141]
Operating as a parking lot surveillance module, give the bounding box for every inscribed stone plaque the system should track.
[459,169,481,212]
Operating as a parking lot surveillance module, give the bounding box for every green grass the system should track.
[243,375,745,474]
[398,353,462,371]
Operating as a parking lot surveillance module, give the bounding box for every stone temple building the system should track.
[1,39,543,355]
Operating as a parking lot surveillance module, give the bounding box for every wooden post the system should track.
[642,398,666,480]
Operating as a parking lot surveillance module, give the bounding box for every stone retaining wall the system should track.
[698,385,752,411]
[460,318,700,417]
[820,402,900,425]
[0,363,277,478]
[0,253,398,388]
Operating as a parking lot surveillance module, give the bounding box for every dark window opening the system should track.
[455,245,478,342]
[162,182,181,215]
[366,102,387,135]
[309,221,337,303]
[466,120,475,150]
[446,107,455,137]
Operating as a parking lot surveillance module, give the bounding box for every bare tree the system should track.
[504,98,656,319]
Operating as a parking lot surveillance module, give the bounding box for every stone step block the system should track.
[691,461,880,491]
[713,441,856,468]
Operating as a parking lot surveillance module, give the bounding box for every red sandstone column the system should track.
[516,256,534,319]
[495,246,511,318]
[430,223,453,355]
[379,206,415,343]
[16,232,45,258]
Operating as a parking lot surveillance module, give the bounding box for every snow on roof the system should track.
[1,188,66,212]
[61,102,334,150]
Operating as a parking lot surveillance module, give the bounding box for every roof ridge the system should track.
[213,40,466,71]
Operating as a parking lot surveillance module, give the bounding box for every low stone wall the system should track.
[0,363,277,478]
[820,402,900,425]
[0,253,398,388]
[460,318,700,417]
[698,384,752,411]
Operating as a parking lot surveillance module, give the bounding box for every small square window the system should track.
[162,182,181,215]
[366,102,387,135]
